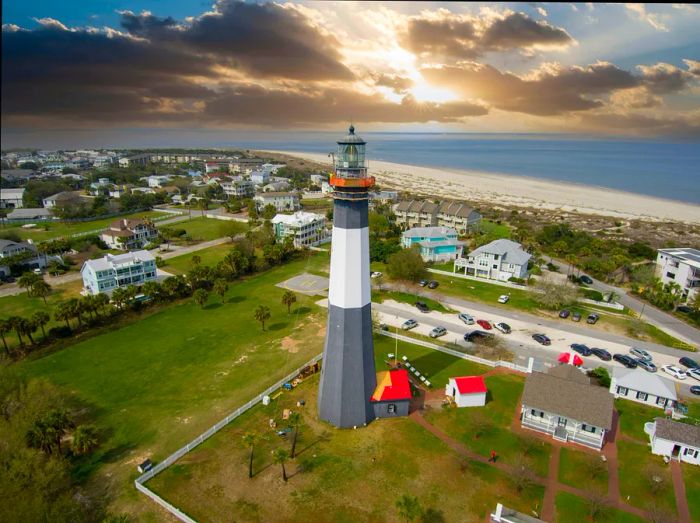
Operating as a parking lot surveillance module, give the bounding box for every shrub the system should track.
[508,276,526,285]
[588,367,611,388]
[48,326,72,338]
[546,262,558,272]
[583,289,604,301]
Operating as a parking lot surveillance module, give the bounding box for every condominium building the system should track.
[394,199,481,233]
[393,200,439,229]
[455,239,531,281]
[81,250,157,295]
[254,192,300,212]
[436,201,482,234]
[100,218,159,251]
[271,211,328,248]
[221,179,255,199]
[656,247,700,302]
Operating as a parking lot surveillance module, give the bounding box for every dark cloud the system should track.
[422,62,639,116]
[401,11,573,60]
[371,73,414,94]
[638,62,694,94]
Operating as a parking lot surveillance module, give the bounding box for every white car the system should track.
[688,368,700,382]
[370,271,383,278]
[494,322,512,334]
[498,295,510,304]
[661,365,687,380]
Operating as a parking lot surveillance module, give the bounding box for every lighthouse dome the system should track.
[338,124,366,145]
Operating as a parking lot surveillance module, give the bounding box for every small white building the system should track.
[146,175,172,188]
[609,367,677,410]
[254,192,300,212]
[271,211,327,248]
[250,170,270,185]
[455,239,531,281]
[646,417,700,465]
[0,188,25,209]
[221,179,255,199]
[656,248,700,303]
[445,376,487,407]
[310,173,327,186]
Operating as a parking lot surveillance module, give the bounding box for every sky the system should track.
[2,1,700,143]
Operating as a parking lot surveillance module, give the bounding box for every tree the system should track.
[66,298,84,327]
[54,303,72,329]
[32,280,52,304]
[395,494,422,522]
[18,272,41,296]
[242,432,257,479]
[386,247,427,282]
[533,279,580,310]
[289,412,301,458]
[20,317,37,346]
[262,204,277,220]
[94,293,110,315]
[72,425,99,455]
[585,490,610,520]
[141,281,162,302]
[192,254,201,267]
[9,316,25,347]
[254,305,271,330]
[111,287,129,310]
[32,311,50,340]
[193,288,209,308]
[273,448,290,482]
[281,290,297,314]
[44,408,73,454]
[26,419,57,454]
[213,279,228,303]
[511,455,537,493]
[0,318,11,356]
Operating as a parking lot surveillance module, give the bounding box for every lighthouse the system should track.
[317,125,378,428]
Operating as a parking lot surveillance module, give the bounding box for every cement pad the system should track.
[277,273,329,296]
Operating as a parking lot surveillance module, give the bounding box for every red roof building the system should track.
[446,376,488,407]
[371,369,412,402]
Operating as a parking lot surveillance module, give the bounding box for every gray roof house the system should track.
[610,367,677,410]
[455,239,531,282]
[646,417,700,465]
[437,201,482,233]
[520,365,614,450]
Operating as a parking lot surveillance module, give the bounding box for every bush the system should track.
[386,247,427,282]
[546,262,558,272]
[48,326,72,338]
[508,276,526,285]
[583,289,604,301]
[588,367,611,388]
[155,256,165,268]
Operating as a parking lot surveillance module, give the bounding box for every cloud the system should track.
[400,10,573,61]
[579,111,700,137]
[625,4,669,32]
[684,59,700,76]
[370,73,414,94]
[638,62,694,94]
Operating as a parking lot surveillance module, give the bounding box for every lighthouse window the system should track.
[388,404,396,414]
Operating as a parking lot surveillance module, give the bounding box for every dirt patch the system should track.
[280,337,300,353]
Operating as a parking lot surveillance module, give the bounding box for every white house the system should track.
[146,175,172,188]
[609,367,677,410]
[0,188,24,209]
[250,170,270,185]
[656,248,700,303]
[445,376,487,407]
[221,179,255,199]
[520,365,614,450]
[646,418,700,465]
[100,218,159,251]
[310,173,327,186]
[254,192,300,212]
[81,250,157,295]
[455,239,531,281]
[271,212,327,248]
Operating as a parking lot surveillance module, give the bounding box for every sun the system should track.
[409,76,459,104]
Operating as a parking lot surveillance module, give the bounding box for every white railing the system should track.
[428,268,528,290]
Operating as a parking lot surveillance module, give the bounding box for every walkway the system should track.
[671,461,692,523]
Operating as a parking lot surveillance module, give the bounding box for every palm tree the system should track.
[242,432,257,479]
[9,316,25,347]
[213,279,228,303]
[111,288,129,310]
[289,412,302,458]
[193,288,209,308]
[26,420,57,454]
[18,271,40,296]
[94,293,110,315]
[0,318,11,356]
[192,254,201,266]
[32,280,52,304]
[66,298,84,327]
[395,494,422,522]
[254,305,271,331]
[32,311,50,339]
[281,290,297,314]
[273,448,290,482]
[141,281,161,302]
[20,318,37,345]
[72,424,99,455]
[54,303,72,329]
[44,408,72,454]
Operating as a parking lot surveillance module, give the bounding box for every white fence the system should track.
[379,331,532,374]
[428,268,528,290]
[134,353,323,522]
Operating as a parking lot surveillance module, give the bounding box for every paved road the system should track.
[551,259,700,345]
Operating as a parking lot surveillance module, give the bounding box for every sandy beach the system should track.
[268,150,700,224]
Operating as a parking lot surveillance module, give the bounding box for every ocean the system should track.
[224,132,700,205]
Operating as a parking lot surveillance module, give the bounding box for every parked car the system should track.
[676,305,693,313]
[559,310,571,319]
[464,330,494,343]
[458,313,475,325]
[679,357,700,370]
[630,347,652,362]
[498,294,510,304]
[580,275,593,284]
[379,323,389,332]
[570,343,592,356]
[661,365,687,380]
[415,301,430,313]
[429,326,447,338]
[532,334,551,346]
[427,280,439,289]
[613,354,638,368]
[571,312,582,322]
[586,313,600,324]
[370,271,383,278]
[494,322,511,334]
[590,348,612,361]
[418,279,429,287]
[690,385,700,395]
[476,319,493,330]
[635,359,657,373]
[401,319,418,330]
[687,368,700,382]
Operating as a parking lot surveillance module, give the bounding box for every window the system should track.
[656,397,667,407]
[581,424,597,433]
[494,254,499,260]
[683,448,698,458]
[617,386,628,396]
[558,417,567,426]
[666,272,675,279]
[636,391,648,401]
[492,264,498,269]
[388,404,396,414]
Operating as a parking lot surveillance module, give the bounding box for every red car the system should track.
[476,319,492,330]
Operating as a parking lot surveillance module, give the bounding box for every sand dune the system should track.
[269,150,700,224]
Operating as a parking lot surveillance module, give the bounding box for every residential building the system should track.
[254,192,300,212]
[310,173,327,186]
[205,161,228,174]
[401,226,464,262]
[0,188,25,209]
[118,153,151,167]
[0,239,52,276]
[146,175,172,188]
[445,376,487,407]
[81,250,157,295]
[263,180,291,192]
[609,367,677,410]
[250,170,270,185]
[646,418,700,465]
[369,190,399,204]
[437,201,482,234]
[228,158,264,173]
[520,365,614,450]
[109,185,129,199]
[370,369,411,419]
[7,208,52,221]
[656,248,700,303]
[1,169,36,181]
[455,239,531,281]
[88,177,113,196]
[261,163,285,175]
[100,218,158,251]
[221,179,255,199]
[394,200,439,229]
[271,211,328,248]
[42,191,82,209]
[490,503,542,523]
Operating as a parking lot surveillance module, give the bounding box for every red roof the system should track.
[453,376,487,395]
[371,369,411,402]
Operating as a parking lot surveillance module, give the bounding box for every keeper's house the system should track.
[645,418,700,466]
[609,367,677,411]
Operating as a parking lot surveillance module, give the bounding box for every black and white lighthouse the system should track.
[317,125,377,428]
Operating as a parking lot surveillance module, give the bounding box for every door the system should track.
[672,445,681,458]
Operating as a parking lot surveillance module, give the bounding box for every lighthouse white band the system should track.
[327,226,371,309]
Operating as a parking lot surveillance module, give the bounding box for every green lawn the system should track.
[615,399,659,442]
[161,243,234,275]
[168,217,247,242]
[683,464,700,522]
[13,253,328,515]
[5,210,169,242]
[554,491,647,523]
[558,447,608,494]
[149,373,544,523]
[616,439,676,514]
[479,220,511,240]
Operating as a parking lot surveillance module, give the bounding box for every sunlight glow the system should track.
[410,77,459,103]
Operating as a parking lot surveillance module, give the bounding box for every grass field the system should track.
[479,220,511,240]
[12,252,329,517]
[558,447,609,494]
[148,373,545,523]
[554,491,646,523]
[616,439,676,514]
[160,243,234,275]
[615,399,659,443]
[683,464,700,522]
[168,216,247,242]
[4,210,169,242]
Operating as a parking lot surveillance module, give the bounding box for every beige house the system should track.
[394,199,481,233]
[101,218,158,251]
